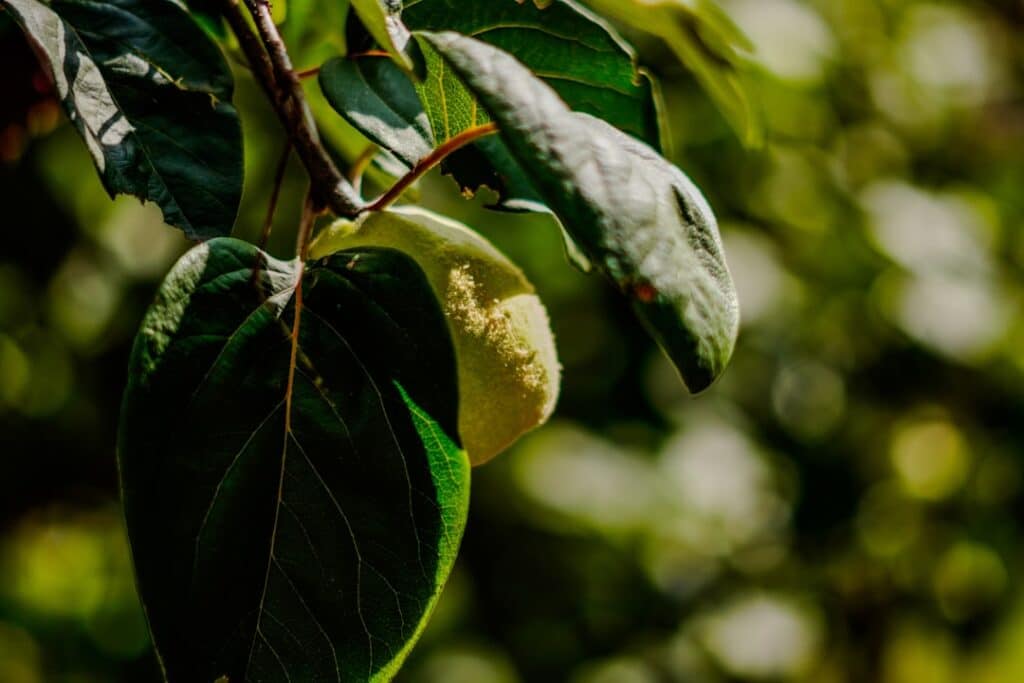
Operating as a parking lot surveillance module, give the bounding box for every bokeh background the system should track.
[2,0,1024,681]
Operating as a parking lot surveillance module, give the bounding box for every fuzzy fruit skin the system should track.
[310,207,560,465]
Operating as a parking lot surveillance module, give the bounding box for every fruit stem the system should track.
[366,123,500,213]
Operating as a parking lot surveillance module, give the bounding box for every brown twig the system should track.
[248,143,292,291]
[296,189,318,261]
[257,141,293,254]
[367,122,500,212]
[220,0,363,220]
[350,50,391,59]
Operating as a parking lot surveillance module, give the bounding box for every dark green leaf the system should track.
[319,56,435,169]
[2,0,243,240]
[423,31,739,391]
[119,238,469,681]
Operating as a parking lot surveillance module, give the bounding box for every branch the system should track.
[220,0,364,218]
[367,123,500,212]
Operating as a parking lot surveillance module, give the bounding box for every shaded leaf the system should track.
[119,238,469,681]
[424,31,739,391]
[3,0,243,240]
[320,55,434,169]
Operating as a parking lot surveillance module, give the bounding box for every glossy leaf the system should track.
[119,238,470,681]
[3,0,243,240]
[424,31,739,391]
[320,56,435,168]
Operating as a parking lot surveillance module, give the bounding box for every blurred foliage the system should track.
[2,0,1024,681]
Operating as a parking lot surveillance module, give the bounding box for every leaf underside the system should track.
[119,239,469,682]
[3,0,243,240]
[423,31,739,392]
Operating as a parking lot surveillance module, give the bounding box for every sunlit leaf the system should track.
[2,0,243,240]
[119,238,469,681]
[320,56,434,168]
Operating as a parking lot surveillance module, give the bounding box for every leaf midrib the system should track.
[235,264,431,681]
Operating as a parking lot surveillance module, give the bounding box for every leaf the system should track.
[423,31,739,391]
[582,0,763,146]
[316,50,586,266]
[118,238,470,681]
[404,0,662,147]
[306,82,412,198]
[351,0,416,71]
[2,0,243,240]
[319,55,435,169]
[401,0,665,209]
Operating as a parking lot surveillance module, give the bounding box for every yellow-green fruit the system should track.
[309,207,560,465]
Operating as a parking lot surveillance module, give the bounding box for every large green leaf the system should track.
[423,31,739,391]
[119,238,469,681]
[3,0,243,240]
